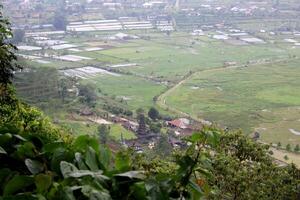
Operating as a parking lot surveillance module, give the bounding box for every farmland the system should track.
[164,60,300,146]
[16,23,300,149]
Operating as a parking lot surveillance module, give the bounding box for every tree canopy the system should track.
[0,6,21,86]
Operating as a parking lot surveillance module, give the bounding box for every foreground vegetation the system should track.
[1,91,300,199]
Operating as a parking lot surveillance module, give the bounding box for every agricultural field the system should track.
[164,59,300,147]
[17,26,300,147]
[61,120,136,140]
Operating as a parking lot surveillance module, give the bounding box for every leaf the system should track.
[35,174,52,193]
[189,180,204,200]
[130,182,147,199]
[42,142,65,153]
[207,130,220,147]
[85,147,99,171]
[98,146,111,170]
[13,134,27,142]
[51,147,73,174]
[0,168,12,184]
[189,180,203,193]
[80,185,111,200]
[187,132,205,143]
[16,142,36,158]
[60,161,78,178]
[1,194,37,200]
[115,151,130,172]
[115,171,145,180]
[75,152,88,170]
[25,159,44,175]
[67,170,108,180]
[0,146,7,154]
[0,133,12,146]
[73,135,99,153]
[3,175,34,196]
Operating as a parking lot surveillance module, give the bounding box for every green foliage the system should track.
[98,125,110,145]
[12,29,25,44]
[149,123,162,133]
[148,107,159,120]
[286,143,292,151]
[78,84,97,108]
[53,11,67,31]
[0,6,22,86]
[154,134,173,157]
[137,113,147,135]
[1,108,300,199]
[277,141,282,149]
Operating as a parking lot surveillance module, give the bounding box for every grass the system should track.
[19,30,300,149]
[60,121,136,140]
[109,124,136,140]
[165,59,300,135]
[82,74,167,111]
[98,35,292,81]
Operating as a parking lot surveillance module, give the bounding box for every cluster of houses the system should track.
[79,105,204,152]
[114,114,203,151]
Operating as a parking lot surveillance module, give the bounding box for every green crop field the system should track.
[18,28,300,148]
[82,74,167,111]
[164,59,300,146]
[61,121,136,140]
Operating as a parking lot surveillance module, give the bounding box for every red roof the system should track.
[167,119,188,129]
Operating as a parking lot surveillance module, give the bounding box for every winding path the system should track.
[156,57,294,123]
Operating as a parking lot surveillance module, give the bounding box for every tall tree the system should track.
[53,12,67,31]
[78,84,97,107]
[148,107,159,120]
[98,124,110,144]
[137,113,147,135]
[0,6,21,86]
[12,29,25,44]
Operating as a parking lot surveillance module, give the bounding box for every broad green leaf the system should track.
[99,146,111,170]
[35,174,52,193]
[189,180,204,200]
[25,159,44,175]
[85,147,99,171]
[60,161,78,178]
[0,133,12,146]
[16,142,36,158]
[81,185,111,200]
[3,175,34,196]
[1,194,37,200]
[187,132,205,143]
[0,168,11,184]
[130,182,147,199]
[75,152,88,170]
[68,170,109,185]
[115,171,145,179]
[51,148,73,173]
[13,134,27,142]
[115,151,130,171]
[36,194,47,200]
[63,186,77,200]
[73,135,99,153]
[42,142,65,153]
[0,146,7,154]
[189,180,203,194]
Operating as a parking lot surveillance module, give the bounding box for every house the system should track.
[167,118,190,129]
[79,107,93,116]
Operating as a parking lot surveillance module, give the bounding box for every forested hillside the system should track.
[1,5,300,200]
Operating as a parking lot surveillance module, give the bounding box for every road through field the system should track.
[156,57,294,123]
[156,57,300,167]
[156,64,241,123]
